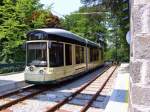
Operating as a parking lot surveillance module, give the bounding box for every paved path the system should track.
[0,72,27,94]
[105,63,129,112]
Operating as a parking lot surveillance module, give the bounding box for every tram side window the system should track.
[90,48,99,62]
[75,46,84,64]
[80,47,84,63]
[49,42,64,67]
[94,49,99,61]
[65,44,72,65]
[96,49,99,60]
[90,48,93,62]
[101,50,103,60]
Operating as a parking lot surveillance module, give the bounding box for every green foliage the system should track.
[61,7,106,42]
[31,10,60,28]
[0,0,38,63]
[0,0,60,63]
[80,0,130,62]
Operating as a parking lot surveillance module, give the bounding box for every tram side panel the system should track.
[43,43,75,82]
[58,46,103,81]
[42,43,86,82]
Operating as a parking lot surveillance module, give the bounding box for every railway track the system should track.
[45,65,117,112]
[0,84,51,111]
[0,64,115,112]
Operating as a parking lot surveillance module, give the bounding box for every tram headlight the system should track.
[39,70,44,74]
[29,66,34,71]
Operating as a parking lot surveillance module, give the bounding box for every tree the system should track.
[31,10,60,28]
[61,7,106,42]
[0,0,60,63]
[80,0,130,62]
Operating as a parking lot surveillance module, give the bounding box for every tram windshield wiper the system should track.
[30,60,47,67]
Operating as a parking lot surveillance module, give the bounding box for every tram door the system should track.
[64,44,74,77]
[49,42,65,79]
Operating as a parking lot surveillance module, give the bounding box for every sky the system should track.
[40,0,82,17]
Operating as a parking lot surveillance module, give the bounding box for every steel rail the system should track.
[80,66,117,112]
[0,86,49,111]
[0,84,36,99]
[45,65,111,112]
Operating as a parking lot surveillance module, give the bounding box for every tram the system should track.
[24,28,104,84]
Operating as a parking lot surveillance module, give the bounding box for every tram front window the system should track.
[27,42,47,67]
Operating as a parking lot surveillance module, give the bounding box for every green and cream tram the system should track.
[24,28,104,84]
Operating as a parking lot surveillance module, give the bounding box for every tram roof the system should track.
[28,28,101,48]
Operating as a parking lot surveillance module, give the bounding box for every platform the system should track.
[0,72,27,94]
[105,63,129,112]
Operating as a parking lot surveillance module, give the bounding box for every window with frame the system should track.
[101,50,103,60]
[90,48,99,62]
[49,42,64,67]
[27,42,47,67]
[95,49,99,61]
[75,46,84,64]
[65,44,72,65]
[90,48,93,62]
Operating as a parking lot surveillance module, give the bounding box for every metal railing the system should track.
[0,63,25,74]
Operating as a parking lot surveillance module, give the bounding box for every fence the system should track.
[0,63,25,74]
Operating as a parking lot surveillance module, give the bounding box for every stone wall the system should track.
[130,0,150,112]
